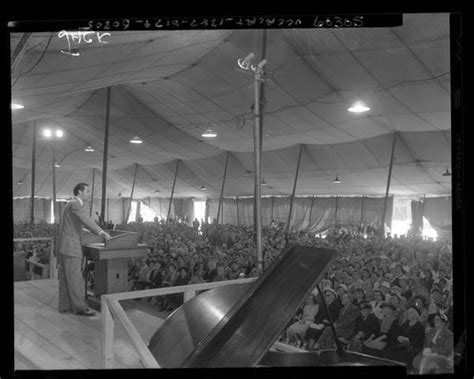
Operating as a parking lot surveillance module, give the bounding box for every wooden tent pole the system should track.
[135,200,141,223]
[286,144,304,235]
[236,197,240,226]
[258,29,267,151]
[52,142,57,223]
[125,163,138,223]
[167,160,180,223]
[30,121,37,224]
[254,63,263,274]
[380,132,398,237]
[360,195,365,225]
[100,87,111,224]
[271,196,275,223]
[216,151,230,224]
[89,168,95,217]
[308,195,315,230]
[253,29,268,273]
[11,33,32,74]
[335,195,339,229]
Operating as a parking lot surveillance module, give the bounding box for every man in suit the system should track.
[315,293,361,349]
[58,183,111,316]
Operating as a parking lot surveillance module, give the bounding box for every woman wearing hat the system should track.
[362,302,400,357]
[336,284,348,299]
[383,305,426,370]
[412,311,453,373]
[370,290,385,321]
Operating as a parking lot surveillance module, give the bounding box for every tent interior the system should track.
[10,13,452,234]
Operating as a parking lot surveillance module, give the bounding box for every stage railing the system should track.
[101,277,257,368]
[13,237,57,279]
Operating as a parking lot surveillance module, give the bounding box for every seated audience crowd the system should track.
[14,218,453,373]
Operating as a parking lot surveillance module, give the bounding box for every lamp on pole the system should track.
[237,50,268,274]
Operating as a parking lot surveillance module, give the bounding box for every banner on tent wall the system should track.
[104,199,125,225]
[143,197,168,220]
[361,196,394,229]
[411,200,424,235]
[308,197,337,234]
[205,196,394,234]
[142,197,193,224]
[422,197,452,240]
[172,198,194,224]
[13,198,51,224]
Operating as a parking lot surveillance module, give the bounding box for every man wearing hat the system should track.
[314,293,360,350]
[348,302,380,352]
[383,304,426,370]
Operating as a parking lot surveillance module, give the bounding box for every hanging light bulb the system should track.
[348,101,370,113]
[130,135,143,144]
[54,162,60,168]
[85,145,94,152]
[201,127,217,138]
[200,184,207,191]
[18,180,24,185]
[261,179,267,186]
[43,128,52,138]
[333,176,341,184]
[442,168,451,177]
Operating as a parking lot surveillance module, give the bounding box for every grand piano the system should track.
[147,245,407,371]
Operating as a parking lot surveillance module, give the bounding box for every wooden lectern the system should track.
[82,230,149,311]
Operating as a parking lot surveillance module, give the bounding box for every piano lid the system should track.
[148,245,337,368]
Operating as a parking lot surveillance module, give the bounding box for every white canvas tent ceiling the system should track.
[10,13,451,200]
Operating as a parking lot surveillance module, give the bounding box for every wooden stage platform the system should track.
[14,278,165,370]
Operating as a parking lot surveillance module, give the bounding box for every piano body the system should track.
[148,245,406,371]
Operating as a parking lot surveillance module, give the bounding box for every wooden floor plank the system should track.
[14,350,39,370]
[14,291,53,315]
[128,308,165,329]
[20,311,133,369]
[20,283,59,309]
[34,308,139,368]
[15,279,166,369]
[15,318,87,370]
